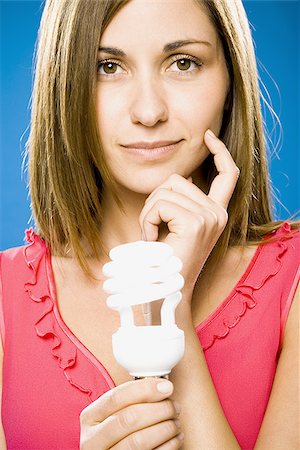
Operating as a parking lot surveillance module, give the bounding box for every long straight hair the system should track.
[26,0,297,278]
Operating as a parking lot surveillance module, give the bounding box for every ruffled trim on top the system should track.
[23,228,115,402]
[196,222,298,351]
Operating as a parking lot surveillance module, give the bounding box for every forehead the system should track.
[100,0,218,50]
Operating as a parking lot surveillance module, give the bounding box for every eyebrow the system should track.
[164,39,212,52]
[98,40,212,56]
[98,46,125,57]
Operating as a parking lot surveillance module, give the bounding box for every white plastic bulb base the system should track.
[112,325,185,378]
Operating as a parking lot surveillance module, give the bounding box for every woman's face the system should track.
[96,0,230,194]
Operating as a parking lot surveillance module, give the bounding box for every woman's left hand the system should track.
[139,129,240,300]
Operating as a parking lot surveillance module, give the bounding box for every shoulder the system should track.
[266,220,299,243]
[254,283,299,449]
[265,223,299,349]
[267,221,300,248]
[1,243,28,263]
[0,230,49,346]
[259,222,299,271]
[277,223,300,341]
[0,228,47,281]
[0,244,29,285]
[244,222,299,280]
[261,221,299,295]
[279,222,300,251]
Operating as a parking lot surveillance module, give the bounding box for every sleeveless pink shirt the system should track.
[1,222,299,450]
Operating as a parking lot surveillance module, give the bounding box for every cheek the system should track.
[177,82,227,133]
[95,88,122,142]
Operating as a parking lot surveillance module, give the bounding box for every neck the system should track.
[99,167,209,256]
[100,185,148,254]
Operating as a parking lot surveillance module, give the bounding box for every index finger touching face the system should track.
[204,129,240,209]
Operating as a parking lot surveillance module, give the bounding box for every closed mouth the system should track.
[122,140,182,150]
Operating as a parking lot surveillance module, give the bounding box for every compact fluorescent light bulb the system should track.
[102,241,185,378]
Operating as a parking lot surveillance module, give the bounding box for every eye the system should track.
[97,59,125,76]
[168,55,203,74]
[174,59,193,71]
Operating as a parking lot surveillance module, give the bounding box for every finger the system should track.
[141,199,194,242]
[112,419,181,450]
[154,432,185,449]
[141,200,221,243]
[145,173,207,207]
[141,192,227,242]
[204,129,240,209]
[80,378,174,425]
[140,188,203,232]
[100,400,180,449]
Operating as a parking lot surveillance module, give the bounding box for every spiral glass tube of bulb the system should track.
[102,241,185,378]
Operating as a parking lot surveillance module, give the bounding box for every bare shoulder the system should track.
[254,283,299,449]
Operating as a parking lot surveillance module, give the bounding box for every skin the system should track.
[83,2,300,449]
[80,378,183,449]
[80,0,239,448]
[95,0,236,295]
[95,0,230,196]
[1,1,298,450]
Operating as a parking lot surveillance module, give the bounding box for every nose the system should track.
[129,75,168,127]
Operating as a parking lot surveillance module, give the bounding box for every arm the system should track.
[140,130,241,448]
[169,298,240,449]
[254,283,299,449]
[140,130,298,448]
[169,285,299,450]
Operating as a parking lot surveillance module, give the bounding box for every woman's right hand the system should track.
[80,378,183,449]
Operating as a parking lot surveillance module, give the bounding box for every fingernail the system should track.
[177,432,185,441]
[206,129,216,138]
[157,380,173,394]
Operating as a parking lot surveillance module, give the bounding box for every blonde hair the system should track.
[26,0,297,278]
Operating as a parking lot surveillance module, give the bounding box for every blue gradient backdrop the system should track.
[0,1,299,250]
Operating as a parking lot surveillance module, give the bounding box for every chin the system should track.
[116,171,176,195]
[124,181,162,196]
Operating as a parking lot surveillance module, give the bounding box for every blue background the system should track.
[0,0,299,250]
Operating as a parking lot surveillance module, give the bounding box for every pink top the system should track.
[0,222,299,450]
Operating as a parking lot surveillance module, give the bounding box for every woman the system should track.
[0,0,299,449]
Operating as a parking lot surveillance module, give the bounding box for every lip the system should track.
[121,140,183,161]
[122,140,181,149]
